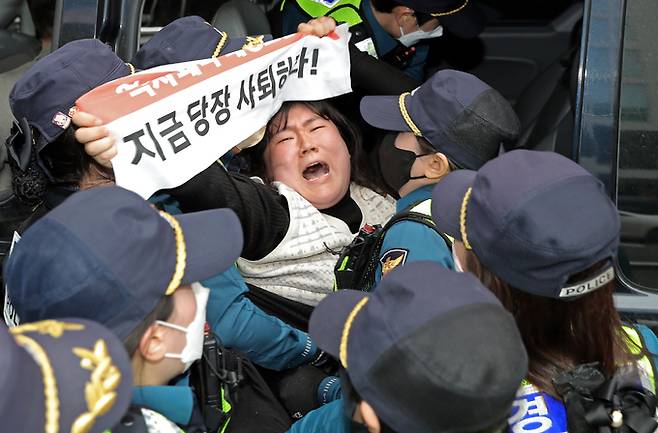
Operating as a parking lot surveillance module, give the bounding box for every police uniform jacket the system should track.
[287,399,351,433]
[280,0,431,81]
[374,185,453,284]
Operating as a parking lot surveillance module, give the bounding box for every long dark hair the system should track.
[245,100,384,194]
[464,253,637,398]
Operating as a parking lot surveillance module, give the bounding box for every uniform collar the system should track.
[361,0,398,56]
[397,184,434,211]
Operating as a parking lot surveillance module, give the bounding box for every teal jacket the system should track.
[288,400,351,433]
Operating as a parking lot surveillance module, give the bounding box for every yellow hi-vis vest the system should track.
[281,0,364,28]
[622,325,656,393]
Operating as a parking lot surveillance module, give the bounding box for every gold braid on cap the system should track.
[459,187,473,250]
[11,320,84,338]
[339,298,369,368]
[431,0,470,17]
[11,334,60,433]
[71,339,122,433]
[398,93,423,137]
[159,211,187,295]
[212,31,229,58]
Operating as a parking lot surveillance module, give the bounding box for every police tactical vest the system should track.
[334,199,452,292]
[283,0,425,67]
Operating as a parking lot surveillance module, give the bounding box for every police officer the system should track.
[279,0,485,80]
[289,261,528,433]
[430,150,658,433]
[1,317,135,433]
[1,39,131,316]
[355,70,519,285]
[5,38,131,224]
[3,186,282,433]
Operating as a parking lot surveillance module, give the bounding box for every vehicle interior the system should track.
[1,0,656,316]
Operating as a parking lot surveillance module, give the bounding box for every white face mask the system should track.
[397,24,444,48]
[452,244,464,273]
[156,283,210,371]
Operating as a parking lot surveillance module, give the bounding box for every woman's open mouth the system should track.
[302,161,330,181]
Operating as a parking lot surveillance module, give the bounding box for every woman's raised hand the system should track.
[297,16,336,37]
[72,111,117,168]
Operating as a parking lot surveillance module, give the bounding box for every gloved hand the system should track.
[274,364,330,420]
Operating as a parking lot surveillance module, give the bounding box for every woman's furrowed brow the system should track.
[273,116,322,135]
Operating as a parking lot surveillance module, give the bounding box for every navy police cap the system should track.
[9,39,130,167]
[431,149,620,299]
[3,186,243,339]
[0,318,132,433]
[133,16,273,70]
[360,69,520,170]
[310,262,528,433]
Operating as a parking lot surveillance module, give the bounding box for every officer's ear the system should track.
[391,5,416,27]
[424,152,451,179]
[137,323,168,362]
[356,401,381,433]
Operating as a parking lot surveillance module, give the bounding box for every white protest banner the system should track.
[76,25,352,198]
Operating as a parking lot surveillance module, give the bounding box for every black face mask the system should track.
[378,133,430,193]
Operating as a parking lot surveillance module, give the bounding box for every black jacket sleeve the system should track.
[348,44,420,94]
[166,163,290,261]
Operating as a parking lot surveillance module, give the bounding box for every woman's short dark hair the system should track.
[245,100,384,194]
[464,252,637,397]
[123,295,175,356]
